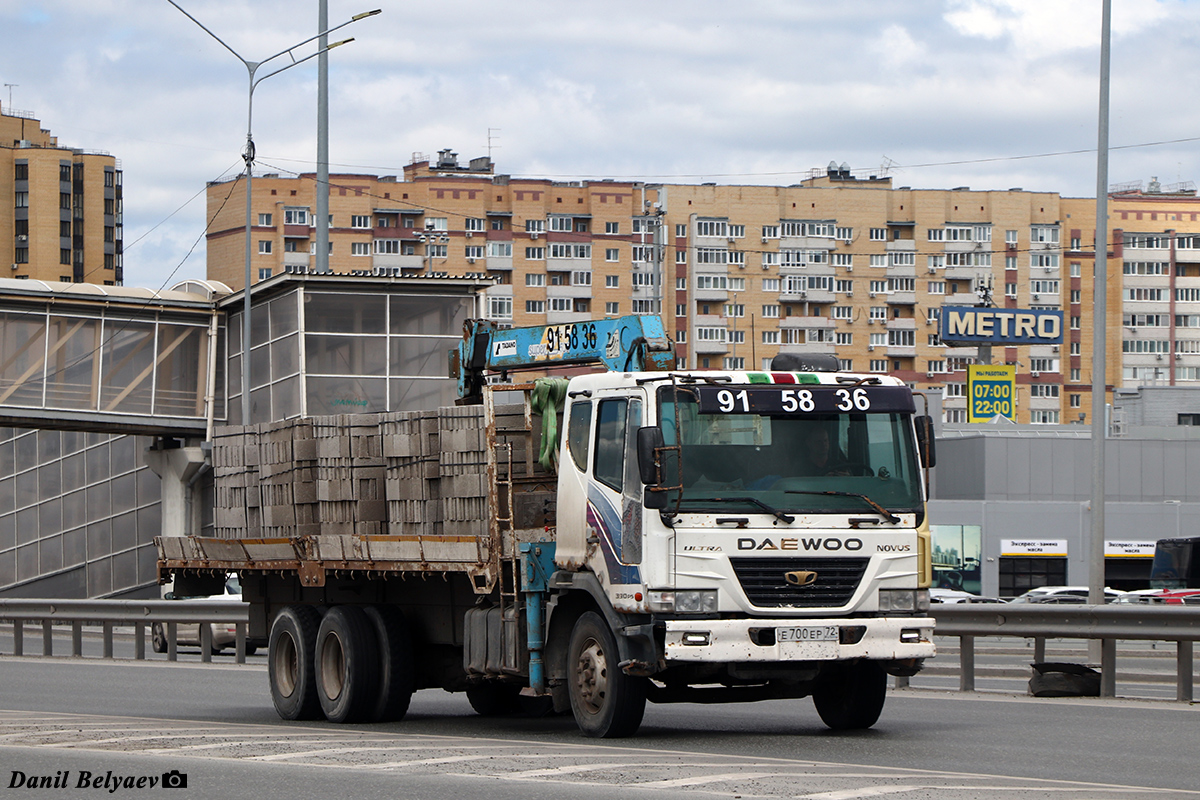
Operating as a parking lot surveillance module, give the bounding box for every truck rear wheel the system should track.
[364,605,414,722]
[315,606,380,724]
[567,611,647,738]
[268,605,323,720]
[812,659,887,730]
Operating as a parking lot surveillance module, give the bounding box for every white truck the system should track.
[158,315,936,738]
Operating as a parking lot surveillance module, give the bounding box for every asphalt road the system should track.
[1,656,1198,799]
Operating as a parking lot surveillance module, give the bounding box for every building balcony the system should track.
[546,309,591,324]
[886,291,916,305]
[779,316,835,330]
[546,257,591,273]
[372,254,424,271]
[779,341,835,356]
[693,338,730,355]
[547,284,593,299]
[779,289,834,304]
[886,345,917,358]
[282,252,310,269]
[484,256,513,271]
[695,288,729,301]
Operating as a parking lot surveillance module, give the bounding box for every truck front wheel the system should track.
[268,606,323,720]
[812,659,887,730]
[567,611,647,738]
[315,606,381,724]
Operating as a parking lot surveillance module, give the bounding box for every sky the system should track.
[3,0,1199,291]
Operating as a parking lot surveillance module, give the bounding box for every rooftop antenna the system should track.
[487,128,501,161]
[3,84,16,108]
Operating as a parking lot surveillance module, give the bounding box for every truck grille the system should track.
[729,557,869,608]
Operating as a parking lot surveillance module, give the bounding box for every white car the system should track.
[152,574,255,655]
[1007,586,1125,604]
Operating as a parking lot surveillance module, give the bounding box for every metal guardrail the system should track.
[928,604,1200,701]
[0,599,252,665]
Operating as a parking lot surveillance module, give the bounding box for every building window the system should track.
[604,248,619,262]
[426,217,448,231]
[550,297,572,312]
[488,296,512,320]
[258,240,273,254]
[258,267,273,280]
[464,218,485,232]
[526,300,546,314]
[487,242,513,258]
[676,304,686,317]
[258,213,273,226]
[350,242,370,256]
[869,359,888,373]
[283,208,309,225]
[605,221,619,234]
[869,228,886,241]
[526,247,545,260]
[675,224,688,237]
[606,302,619,315]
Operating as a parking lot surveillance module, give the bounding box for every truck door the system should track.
[589,395,644,587]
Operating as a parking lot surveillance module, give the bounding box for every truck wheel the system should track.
[364,605,414,722]
[567,611,647,738]
[812,660,887,730]
[315,606,380,724]
[151,622,166,654]
[268,605,323,720]
[466,684,522,716]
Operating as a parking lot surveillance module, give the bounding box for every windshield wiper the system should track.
[784,489,901,525]
[679,496,795,524]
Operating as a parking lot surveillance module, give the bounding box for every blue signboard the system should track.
[940,306,1063,345]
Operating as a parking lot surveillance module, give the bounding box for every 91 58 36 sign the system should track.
[695,385,915,415]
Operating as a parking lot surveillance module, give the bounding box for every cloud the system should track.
[4,0,1200,289]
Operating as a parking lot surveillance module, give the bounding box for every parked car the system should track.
[930,588,978,604]
[151,574,255,656]
[1008,586,1125,604]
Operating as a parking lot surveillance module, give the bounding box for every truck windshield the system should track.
[656,384,923,518]
[1150,537,1200,589]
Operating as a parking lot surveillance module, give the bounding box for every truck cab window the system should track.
[567,400,592,471]
[594,399,627,491]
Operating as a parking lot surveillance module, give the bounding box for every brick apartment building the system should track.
[1,105,123,285]
[205,150,1200,425]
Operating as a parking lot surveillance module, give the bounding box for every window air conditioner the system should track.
[928,266,936,273]
[16,235,27,243]
[1156,354,1164,361]
[1032,294,1039,300]
[1031,371,1040,378]
[846,265,853,272]
[1044,266,1052,273]
[761,236,769,243]
[1176,354,1183,361]
[467,258,475,264]
[466,231,473,238]
[531,232,539,240]
[868,319,876,325]
[868,344,875,351]
[845,291,853,297]
[926,371,935,378]
[1052,345,1059,352]
[869,291,876,298]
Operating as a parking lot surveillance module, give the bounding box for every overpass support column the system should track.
[146,438,209,538]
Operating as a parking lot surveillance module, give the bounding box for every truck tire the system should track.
[268,605,323,720]
[364,605,414,722]
[812,659,887,730]
[315,606,380,724]
[466,684,522,716]
[567,611,647,738]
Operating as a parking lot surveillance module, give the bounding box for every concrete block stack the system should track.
[381,410,444,538]
[211,426,262,539]
[258,418,318,538]
[437,406,489,538]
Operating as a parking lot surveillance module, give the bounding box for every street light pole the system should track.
[167,2,380,424]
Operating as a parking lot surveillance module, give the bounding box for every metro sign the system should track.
[940,306,1064,345]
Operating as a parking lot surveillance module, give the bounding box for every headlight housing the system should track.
[879,588,930,614]
[646,589,718,614]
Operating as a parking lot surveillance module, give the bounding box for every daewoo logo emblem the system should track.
[784,570,818,587]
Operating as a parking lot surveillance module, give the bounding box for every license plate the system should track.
[777,625,838,643]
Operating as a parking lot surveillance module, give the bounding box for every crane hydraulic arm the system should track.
[451,315,675,403]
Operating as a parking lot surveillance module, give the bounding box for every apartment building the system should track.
[205,151,1200,424]
[1,105,123,284]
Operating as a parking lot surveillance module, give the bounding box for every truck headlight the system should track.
[879,589,930,613]
[675,590,718,614]
[647,590,717,614]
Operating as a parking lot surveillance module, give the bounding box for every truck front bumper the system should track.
[662,617,935,663]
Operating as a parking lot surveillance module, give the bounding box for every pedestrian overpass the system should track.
[0,278,226,438]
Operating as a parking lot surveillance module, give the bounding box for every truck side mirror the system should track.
[916,415,936,468]
[637,426,664,485]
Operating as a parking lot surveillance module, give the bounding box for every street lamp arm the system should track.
[255,10,380,72]
[165,0,248,66]
[251,41,353,91]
